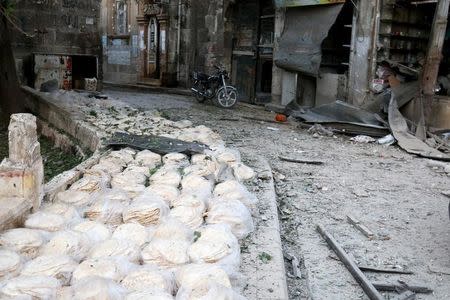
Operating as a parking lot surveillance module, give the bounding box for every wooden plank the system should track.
[358,265,413,275]
[316,225,385,300]
[279,156,324,165]
[347,215,375,240]
[372,282,433,294]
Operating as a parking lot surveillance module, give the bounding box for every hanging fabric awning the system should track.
[273,0,345,8]
[274,3,344,76]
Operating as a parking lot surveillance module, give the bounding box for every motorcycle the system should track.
[191,66,238,109]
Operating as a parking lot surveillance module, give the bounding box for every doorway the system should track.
[146,17,160,80]
[230,0,274,104]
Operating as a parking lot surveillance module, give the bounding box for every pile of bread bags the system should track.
[0,124,259,299]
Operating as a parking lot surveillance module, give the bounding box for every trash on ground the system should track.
[350,135,376,143]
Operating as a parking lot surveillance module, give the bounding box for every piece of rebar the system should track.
[316,224,384,300]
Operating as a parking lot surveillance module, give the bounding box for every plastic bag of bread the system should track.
[95,188,131,205]
[89,238,141,264]
[191,154,211,165]
[24,211,66,232]
[145,184,180,206]
[66,276,127,300]
[55,190,92,208]
[84,199,124,226]
[126,289,174,300]
[163,153,190,168]
[42,203,81,223]
[214,147,241,165]
[134,150,162,169]
[125,165,150,176]
[188,224,240,275]
[123,193,170,226]
[231,163,255,182]
[141,238,191,268]
[153,218,194,242]
[21,255,77,286]
[40,230,91,262]
[171,193,206,213]
[72,220,111,244]
[0,228,44,259]
[150,166,182,187]
[112,223,152,248]
[0,249,21,281]
[170,205,205,230]
[184,155,220,180]
[206,200,254,239]
[176,281,246,300]
[71,257,134,284]
[69,173,109,194]
[175,264,231,290]
[107,149,135,166]
[90,159,123,176]
[112,169,147,188]
[121,265,174,293]
[181,174,213,197]
[212,180,257,208]
[1,275,61,299]
[119,183,147,199]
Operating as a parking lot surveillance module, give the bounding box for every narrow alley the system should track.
[1,0,450,299]
[105,88,450,299]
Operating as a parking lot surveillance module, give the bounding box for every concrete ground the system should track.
[103,88,450,300]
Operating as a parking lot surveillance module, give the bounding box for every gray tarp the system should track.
[274,4,344,76]
[106,132,209,155]
[388,95,450,161]
[288,100,389,137]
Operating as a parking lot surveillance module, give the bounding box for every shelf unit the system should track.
[378,1,434,65]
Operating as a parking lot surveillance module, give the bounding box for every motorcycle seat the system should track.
[194,72,209,81]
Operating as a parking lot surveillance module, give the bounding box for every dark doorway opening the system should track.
[72,55,98,89]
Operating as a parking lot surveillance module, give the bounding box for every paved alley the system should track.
[105,88,450,300]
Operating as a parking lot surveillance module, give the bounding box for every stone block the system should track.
[0,197,32,232]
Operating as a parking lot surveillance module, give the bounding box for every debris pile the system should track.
[0,113,258,299]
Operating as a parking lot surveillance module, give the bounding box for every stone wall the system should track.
[100,0,140,84]
[0,114,44,231]
[99,0,229,88]
[11,0,102,88]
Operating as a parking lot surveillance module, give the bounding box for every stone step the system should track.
[0,197,32,232]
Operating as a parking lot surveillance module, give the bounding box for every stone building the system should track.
[10,0,102,90]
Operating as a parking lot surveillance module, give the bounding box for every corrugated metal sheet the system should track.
[274,4,343,76]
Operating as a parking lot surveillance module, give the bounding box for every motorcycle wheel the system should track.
[192,83,207,103]
[215,87,238,109]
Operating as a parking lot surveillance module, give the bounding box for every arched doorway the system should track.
[146,17,160,79]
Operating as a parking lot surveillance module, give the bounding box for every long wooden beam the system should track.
[316,224,385,300]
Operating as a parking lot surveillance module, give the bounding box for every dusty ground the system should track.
[104,88,450,300]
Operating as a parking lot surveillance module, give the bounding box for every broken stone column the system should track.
[0,114,44,224]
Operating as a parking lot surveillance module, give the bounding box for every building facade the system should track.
[11,0,102,90]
